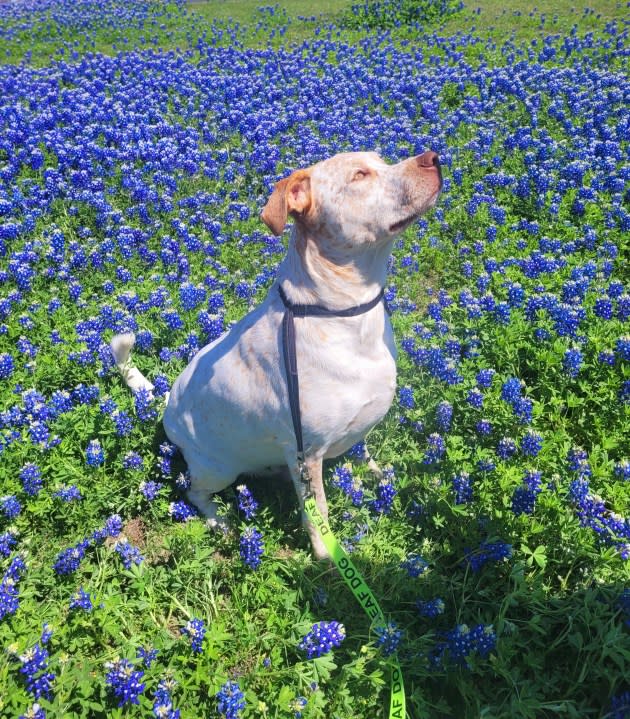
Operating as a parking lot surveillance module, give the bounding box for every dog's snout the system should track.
[417,151,440,168]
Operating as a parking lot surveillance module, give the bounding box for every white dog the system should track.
[111,150,441,558]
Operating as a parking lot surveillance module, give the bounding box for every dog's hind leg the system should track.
[110,333,155,395]
[187,479,230,532]
[288,456,330,560]
[356,442,384,479]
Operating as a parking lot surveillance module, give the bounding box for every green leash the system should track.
[304,496,406,719]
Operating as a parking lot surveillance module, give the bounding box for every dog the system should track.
[111,150,441,558]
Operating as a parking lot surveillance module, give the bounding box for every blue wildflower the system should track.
[86,439,104,467]
[416,598,445,618]
[562,347,583,377]
[17,627,55,700]
[216,680,246,719]
[69,587,93,612]
[423,433,446,463]
[401,554,428,577]
[299,621,346,658]
[114,540,144,570]
[105,658,145,707]
[152,677,180,719]
[374,621,403,656]
[240,527,264,569]
[1,495,22,519]
[0,555,27,620]
[453,471,473,504]
[182,618,206,653]
[236,484,258,520]
[168,500,197,522]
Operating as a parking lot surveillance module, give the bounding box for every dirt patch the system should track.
[122,517,147,548]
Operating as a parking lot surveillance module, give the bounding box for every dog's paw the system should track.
[205,515,230,534]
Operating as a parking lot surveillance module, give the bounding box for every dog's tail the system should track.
[110,333,154,394]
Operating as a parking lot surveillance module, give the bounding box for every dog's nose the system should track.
[417,151,440,168]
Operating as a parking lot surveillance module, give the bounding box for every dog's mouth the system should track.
[389,190,441,234]
[389,213,418,234]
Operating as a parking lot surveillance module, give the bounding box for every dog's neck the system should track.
[277,224,393,309]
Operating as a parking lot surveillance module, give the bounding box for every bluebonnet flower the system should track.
[475,419,493,435]
[182,618,206,653]
[0,555,27,620]
[0,530,18,558]
[372,468,397,513]
[92,515,123,544]
[435,400,453,432]
[614,461,630,481]
[240,527,264,569]
[69,587,93,612]
[139,481,162,501]
[19,464,42,496]
[608,692,630,719]
[466,541,512,572]
[17,627,55,700]
[112,410,134,437]
[123,452,144,470]
[299,621,346,658]
[453,471,473,504]
[423,433,446,464]
[136,647,159,668]
[431,623,497,667]
[501,377,522,405]
[562,347,583,377]
[521,429,543,457]
[54,485,82,502]
[290,696,308,718]
[567,446,591,477]
[615,336,630,362]
[512,470,543,516]
[105,658,145,707]
[416,598,445,618]
[466,388,484,409]
[374,621,403,656]
[332,464,363,506]
[153,374,170,397]
[1,495,22,519]
[86,439,104,467]
[236,484,258,519]
[621,380,630,404]
[398,385,415,409]
[216,680,246,719]
[54,540,90,575]
[175,472,191,492]
[18,704,45,719]
[594,297,614,319]
[134,389,158,422]
[153,677,180,719]
[401,554,428,577]
[169,500,197,522]
[496,437,517,460]
[0,352,14,379]
[114,540,144,569]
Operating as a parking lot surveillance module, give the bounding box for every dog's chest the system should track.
[296,311,397,444]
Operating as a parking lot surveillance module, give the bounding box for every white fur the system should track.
[111,150,441,557]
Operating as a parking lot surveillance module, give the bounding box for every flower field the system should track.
[0,1,629,717]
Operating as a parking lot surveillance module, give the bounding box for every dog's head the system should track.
[261,150,441,245]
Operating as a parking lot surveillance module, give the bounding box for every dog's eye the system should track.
[352,169,370,182]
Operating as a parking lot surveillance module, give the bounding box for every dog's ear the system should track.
[261,170,311,236]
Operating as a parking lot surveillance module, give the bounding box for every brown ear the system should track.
[261,170,311,236]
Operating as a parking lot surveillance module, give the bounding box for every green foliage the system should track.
[343,0,463,30]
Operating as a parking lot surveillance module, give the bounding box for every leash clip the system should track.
[297,451,314,498]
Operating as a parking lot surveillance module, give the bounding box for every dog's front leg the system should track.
[288,456,330,560]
